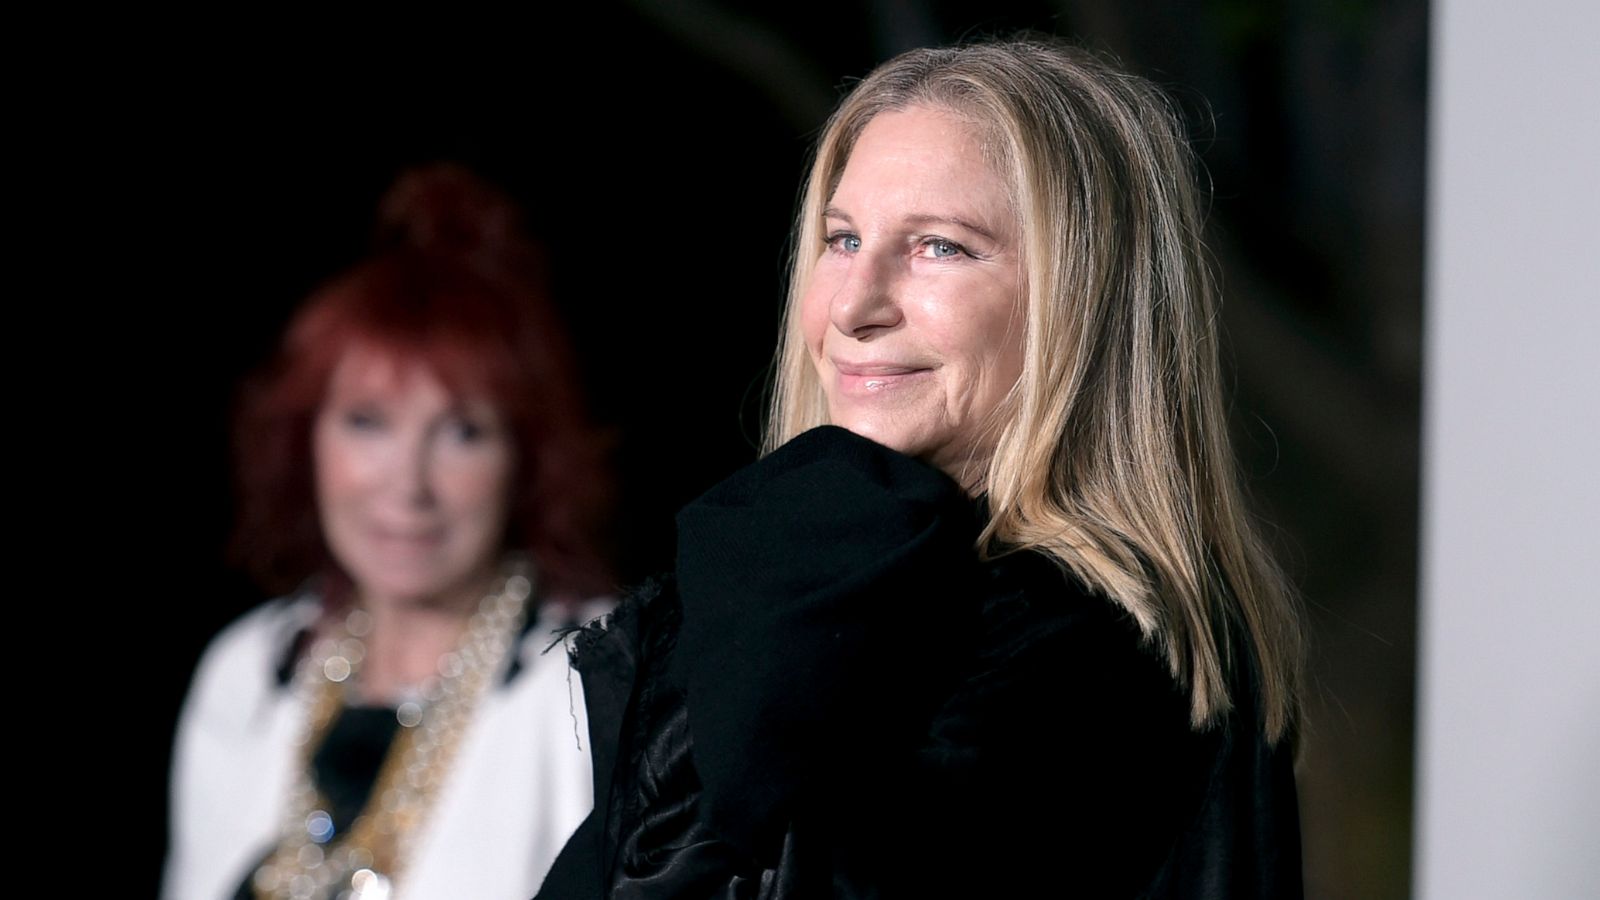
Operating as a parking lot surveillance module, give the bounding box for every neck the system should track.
[946,452,991,497]
[349,569,499,704]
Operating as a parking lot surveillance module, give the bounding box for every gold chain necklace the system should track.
[252,562,534,900]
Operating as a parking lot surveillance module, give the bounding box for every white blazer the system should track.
[163,594,597,900]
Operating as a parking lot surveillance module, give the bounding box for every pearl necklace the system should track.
[252,562,533,900]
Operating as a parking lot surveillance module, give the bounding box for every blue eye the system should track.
[927,238,963,258]
[826,232,861,254]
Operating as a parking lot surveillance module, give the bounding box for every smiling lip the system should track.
[832,360,932,395]
[370,525,446,548]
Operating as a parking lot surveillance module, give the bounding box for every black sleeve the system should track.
[671,425,983,864]
[607,425,1252,899]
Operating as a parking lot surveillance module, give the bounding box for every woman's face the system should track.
[801,105,1025,490]
[313,346,515,610]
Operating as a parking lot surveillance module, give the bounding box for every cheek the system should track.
[439,449,515,529]
[975,311,1025,387]
[797,272,837,354]
[312,424,362,512]
[995,298,1028,388]
[960,270,1026,365]
[932,292,1025,404]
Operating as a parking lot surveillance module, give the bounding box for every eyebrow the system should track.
[821,206,1003,243]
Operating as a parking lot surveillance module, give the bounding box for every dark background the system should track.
[100,3,1425,897]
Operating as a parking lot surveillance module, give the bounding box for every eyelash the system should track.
[822,232,971,259]
[339,408,491,444]
[919,237,968,259]
[343,408,384,431]
[446,418,488,443]
[824,231,861,254]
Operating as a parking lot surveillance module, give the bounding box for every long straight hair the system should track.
[768,40,1302,741]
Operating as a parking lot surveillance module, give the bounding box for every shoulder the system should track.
[180,593,318,728]
[967,549,1166,683]
[207,593,317,656]
[897,550,1226,894]
[504,592,614,681]
[676,426,979,600]
[938,548,1195,748]
[986,550,1167,665]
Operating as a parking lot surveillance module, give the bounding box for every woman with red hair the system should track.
[165,165,613,900]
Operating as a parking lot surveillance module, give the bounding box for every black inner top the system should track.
[313,706,403,836]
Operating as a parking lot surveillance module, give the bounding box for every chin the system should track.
[827,415,927,461]
[826,414,983,489]
[350,562,474,608]
[830,415,894,449]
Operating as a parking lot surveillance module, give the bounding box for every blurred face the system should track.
[801,105,1025,490]
[313,346,514,610]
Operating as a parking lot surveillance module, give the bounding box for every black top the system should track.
[538,426,1301,898]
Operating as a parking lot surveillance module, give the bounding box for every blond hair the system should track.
[767,39,1301,741]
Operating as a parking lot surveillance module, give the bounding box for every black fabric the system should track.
[231,706,403,899]
[536,426,1302,899]
[313,706,404,835]
[672,426,982,863]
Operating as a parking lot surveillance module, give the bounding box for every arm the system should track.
[608,427,1210,897]
[672,426,984,862]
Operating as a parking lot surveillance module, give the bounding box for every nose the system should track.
[394,429,437,508]
[829,246,902,339]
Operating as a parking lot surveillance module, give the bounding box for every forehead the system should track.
[830,106,1013,219]
[322,343,481,410]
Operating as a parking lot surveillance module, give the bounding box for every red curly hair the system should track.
[232,164,613,600]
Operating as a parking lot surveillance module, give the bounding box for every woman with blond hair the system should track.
[540,38,1303,899]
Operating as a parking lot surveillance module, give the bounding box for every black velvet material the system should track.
[672,426,982,863]
[535,426,1302,899]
